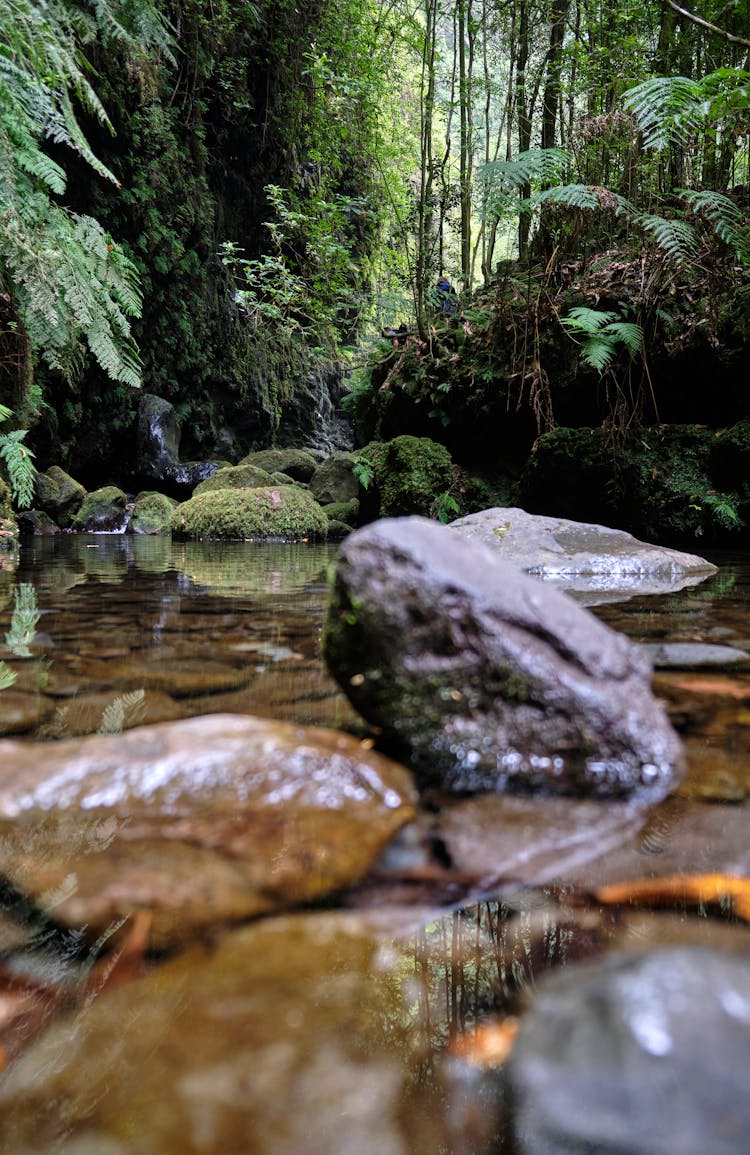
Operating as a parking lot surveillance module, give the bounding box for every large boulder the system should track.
[127,490,178,535]
[192,463,276,494]
[34,465,85,528]
[239,447,318,482]
[170,485,328,541]
[359,435,454,520]
[450,507,718,603]
[509,947,750,1155]
[0,714,417,948]
[323,517,684,799]
[310,453,359,504]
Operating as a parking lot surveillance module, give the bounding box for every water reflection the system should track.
[0,535,351,740]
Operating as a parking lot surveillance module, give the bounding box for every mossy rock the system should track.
[70,487,130,533]
[359,436,454,521]
[170,486,328,541]
[322,498,360,527]
[0,478,12,522]
[129,491,178,536]
[192,464,276,495]
[34,466,86,528]
[310,454,358,505]
[239,449,318,482]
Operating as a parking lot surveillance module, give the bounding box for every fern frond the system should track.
[0,662,17,691]
[636,214,700,265]
[561,307,618,333]
[579,338,617,374]
[605,322,643,357]
[622,76,704,151]
[0,429,36,509]
[678,189,750,262]
[480,148,572,217]
[98,689,146,735]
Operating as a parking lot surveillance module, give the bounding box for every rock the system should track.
[0,912,448,1154]
[323,517,684,799]
[239,447,318,482]
[509,947,750,1155]
[136,393,219,497]
[449,507,718,604]
[171,485,328,541]
[69,486,130,533]
[34,465,85,528]
[359,435,454,520]
[128,490,177,535]
[643,642,750,667]
[16,509,60,535]
[322,497,360,526]
[192,463,276,494]
[310,453,359,504]
[0,714,416,947]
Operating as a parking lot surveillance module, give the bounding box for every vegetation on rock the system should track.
[171,485,328,540]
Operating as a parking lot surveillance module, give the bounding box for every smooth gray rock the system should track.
[323,517,685,800]
[644,642,750,667]
[450,507,718,604]
[510,947,750,1155]
[137,393,219,496]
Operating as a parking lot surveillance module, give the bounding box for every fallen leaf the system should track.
[597,873,750,921]
[449,1017,519,1067]
[670,677,750,700]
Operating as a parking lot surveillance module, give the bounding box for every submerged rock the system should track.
[509,947,750,1155]
[0,714,416,947]
[0,912,449,1154]
[323,517,684,799]
[449,507,718,604]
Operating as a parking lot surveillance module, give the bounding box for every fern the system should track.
[561,307,643,375]
[622,76,704,152]
[98,689,146,734]
[4,584,40,657]
[0,409,36,510]
[635,214,700,265]
[480,148,572,218]
[678,189,750,263]
[0,662,17,692]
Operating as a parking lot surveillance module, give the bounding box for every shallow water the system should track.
[1,536,750,1152]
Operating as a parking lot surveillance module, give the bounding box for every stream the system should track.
[0,534,749,1153]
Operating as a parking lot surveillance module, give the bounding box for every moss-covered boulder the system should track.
[34,466,86,528]
[193,463,276,495]
[359,436,454,522]
[16,510,60,536]
[128,491,178,535]
[310,454,358,505]
[171,486,328,541]
[70,486,130,533]
[239,448,318,482]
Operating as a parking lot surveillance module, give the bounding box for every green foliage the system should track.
[351,452,375,491]
[481,149,572,220]
[0,0,171,391]
[678,190,750,263]
[561,308,642,375]
[622,76,704,152]
[0,404,36,509]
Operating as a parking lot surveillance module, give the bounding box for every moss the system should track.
[358,435,454,521]
[192,464,276,495]
[239,449,318,482]
[170,485,328,541]
[322,498,359,526]
[129,491,177,535]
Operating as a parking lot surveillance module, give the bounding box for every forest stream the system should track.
[0,535,749,1153]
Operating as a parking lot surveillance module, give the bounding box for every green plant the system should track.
[432,490,460,523]
[4,582,40,656]
[0,404,36,508]
[560,308,643,374]
[351,452,375,490]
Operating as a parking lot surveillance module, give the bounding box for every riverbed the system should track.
[0,533,748,1152]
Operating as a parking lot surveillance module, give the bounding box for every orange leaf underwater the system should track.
[596,873,750,920]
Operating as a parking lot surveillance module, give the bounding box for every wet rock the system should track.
[310,453,359,504]
[509,947,750,1155]
[450,507,718,604]
[0,714,416,947]
[323,517,684,799]
[322,497,359,527]
[0,912,449,1154]
[136,393,219,497]
[69,486,130,533]
[239,447,318,482]
[33,465,85,528]
[644,642,750,667]
[171,486,329,541]
[16,510,60,535]
[0,691,55,737]
[437,794,646,884]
